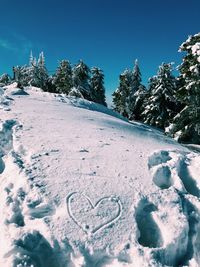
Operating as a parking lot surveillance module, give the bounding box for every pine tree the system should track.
[129,60,145,119]
[131,59,142,93]
[73,60,91,100]
[130,85,148,120]
[36,52,49,89]
[17,51,49,89]
[167,33,200,143]
[90,67,106,106]
[28,51,39,86]
[13,65,29,88]
[53,60,73,94]
[112,69,132,117]
[68,87,84,98]
[29,50,34,66]
[45,76,57,93]
[0,73,11,85]
[142,63,178,129]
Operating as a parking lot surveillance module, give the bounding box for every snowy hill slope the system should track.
[0,85,200,267]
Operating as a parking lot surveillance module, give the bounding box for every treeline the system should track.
[0,53,106,106]
[0,33,199,144]
[113,33,200,144]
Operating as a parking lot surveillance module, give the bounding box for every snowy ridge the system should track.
[56,94,128,122]
[0,85,200,266]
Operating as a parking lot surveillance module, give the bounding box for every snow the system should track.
[191,42,200,63]
[0,84,200,266]
[180,33,200,63]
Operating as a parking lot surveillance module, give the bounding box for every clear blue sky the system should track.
[0,0,199,103]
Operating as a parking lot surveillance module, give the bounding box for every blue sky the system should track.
[0,0,199,103]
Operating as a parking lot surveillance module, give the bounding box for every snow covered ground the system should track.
[0,83,200,267]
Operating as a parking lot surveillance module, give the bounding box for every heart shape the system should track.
[66,192,122,235]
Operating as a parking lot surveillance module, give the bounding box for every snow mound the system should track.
[0,86,200,266]
[56,94,128,121]
[3,83,29,96]
[10,88,29,96]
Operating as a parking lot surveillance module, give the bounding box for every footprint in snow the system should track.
[148,150,171,168]
[0,119,17,156]
[178,157,200,198]
[12,230,58,267]
[4,186,25,227]
[27,203,55,219]
[135,198,163,248]
[148,150,200,197]
[0,157,5,174]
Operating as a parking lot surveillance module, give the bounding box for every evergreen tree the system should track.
[90,67,107,106]
[45,76,57,93]
[129,60,145,119]
[167,33,200,143]
[53,60,73,94]
[13,65,29,88]
[68,87,84,98]
[142,63,178,129]
[29,50,35,66]
[73,60,91,100]
[129,85,148,120]
[13,52,49,89]
[112,69,132,117]
[28,51,39,86]
[35,52,49,89]
[131,59,142,93]
[0,73,11,85]
[28,66,36,86]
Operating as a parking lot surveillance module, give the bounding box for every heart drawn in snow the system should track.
[66,192,122,235]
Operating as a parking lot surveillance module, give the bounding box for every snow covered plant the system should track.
[142,63,179,129]
[112,33,200,145]
[112,60,146,119]
[167,33,200,144]
[53,60,73,94]
[0,73,11,86]
[10,53,107,106]
[13,52,49,90]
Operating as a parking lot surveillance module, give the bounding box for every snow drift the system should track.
[0,84,200,267]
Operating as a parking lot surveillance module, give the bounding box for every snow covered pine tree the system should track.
[13,52,48,89]
[90,67,107,106]
[167,33,200,144]
[0,73,11,86]
[72,60,92,100]
[53,60,73,94]
[142,63,178,129]
[112,69,132,117]
[128,60,146,120]
[36,52,49,89]
[113,60,145,119]
[13,65,29,88]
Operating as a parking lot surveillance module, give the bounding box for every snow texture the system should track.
[0,84,200,267]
